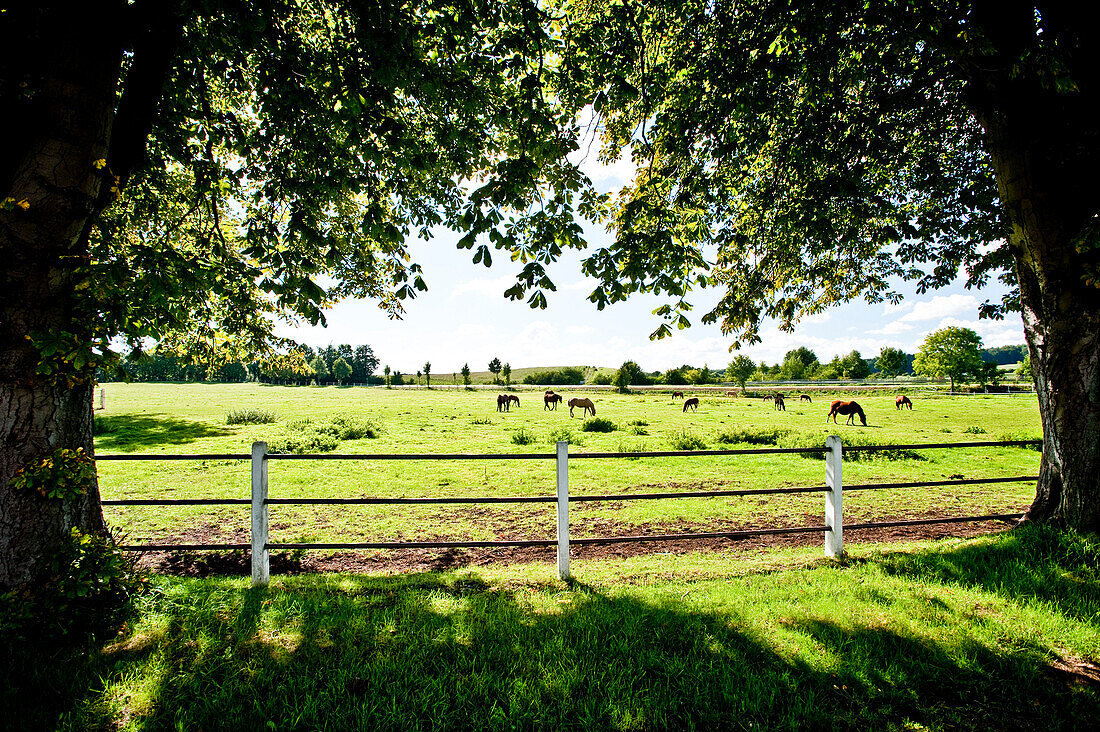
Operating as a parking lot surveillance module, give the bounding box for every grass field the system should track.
[94,383,1043,553]
[11,525,1099,730]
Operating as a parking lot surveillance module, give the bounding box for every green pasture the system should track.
[14,525,1099,730]
[94,383,1042,550]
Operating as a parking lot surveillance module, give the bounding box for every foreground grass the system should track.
[11,524,1098,731]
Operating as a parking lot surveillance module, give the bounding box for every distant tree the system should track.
[780,348,818,380]
[834,350,870,380]
[391,371,405,387]
[461,363,472,389]
[488,358,503,384]
[698,365,712,384]
[416,370,422,385]
[351,345,379,382]
[424,362,432,388]
[913,327,985,392]
[663,367,689,385]
[1016,353,1034,382]
[876,347,908,378]
[974,361,1002,392]
[309,355,330,383]
[614,361,644,393]
[384,365,391,389]
[726,355,755,394]
[502,363,512,387]
[332,358,352,385]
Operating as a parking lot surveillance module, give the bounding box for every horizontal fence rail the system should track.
[97,438,1042,584]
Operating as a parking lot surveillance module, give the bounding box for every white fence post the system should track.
[251,441,270,585]
[824,435,844,556]
[556,440,571,581]
[98,387,105,410]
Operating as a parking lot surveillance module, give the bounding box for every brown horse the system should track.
[568,397,596,417]
[544,392,563,410]
[774,394,786,411]
[895,395,913,410]
[800,394,812,403]
[762,394,774,402]
[496,394,510,412]
[827,400,867,426]
[683,397,699,412]
[507,394,520,408]
[672,391,685,399]
[726,390,738,397]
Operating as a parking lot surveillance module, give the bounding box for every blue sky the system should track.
[276,152,1025,375]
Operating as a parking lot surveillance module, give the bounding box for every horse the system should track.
[496,394,510,412]
[762,394,774,402]
[507,394,520,408]
[672,391,685,399]
[683,397,699,412]
[568,397,596,417]
[800,394,812,403]
[895,395,913,410]
[827,400,867,426]
[726,391,738,397]
[774,394,786,411]
[544,392,563,410]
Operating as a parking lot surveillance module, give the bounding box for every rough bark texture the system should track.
[965,2,1100,531]
[0,6,124,587]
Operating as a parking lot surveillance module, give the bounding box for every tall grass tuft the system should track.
[510,427,537,446]
[668,430,708,450]
[225,408,278,425]
[548,427,583,446]
[582,417,617,433]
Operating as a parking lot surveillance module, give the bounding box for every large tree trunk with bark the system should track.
[966,3,1100,532]
[0,7,124,588]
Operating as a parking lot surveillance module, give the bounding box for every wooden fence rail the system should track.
[98,438,1041,585]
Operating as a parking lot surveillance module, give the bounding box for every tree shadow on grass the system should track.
[93,413,232,452]
[18,536,1099,731]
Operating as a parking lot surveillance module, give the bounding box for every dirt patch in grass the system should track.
[134,509,1021,578]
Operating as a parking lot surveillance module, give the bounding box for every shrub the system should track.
[268,429,340,455]
[582,417,617,433]
[522,367,586,385]
[548,427,583,446]
[669,430,708,450]
[716,427,791,446]
[511,428,537,446]
[326,414,381,439]
[963,426,987,434]
[626,419,648,427]
[226,408,278,425]
[629,425,649,435]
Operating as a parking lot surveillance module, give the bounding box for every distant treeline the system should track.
[117,343,381,385]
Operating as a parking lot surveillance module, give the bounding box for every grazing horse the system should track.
[568,397,596,417]
[672,391,685,399]
[506,394,520,408]
[774,394,786,411]
[683,397,699,412]
[726,391,738,397]
[544,392,563,410]
[762,394,774,402]
[800,394,812,403]
[496,394,510,412]
[895,395,913,410]
[827,400,867,426]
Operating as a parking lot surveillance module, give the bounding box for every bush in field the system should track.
[269,414,380,454]
[963,426,987,434]
[582,417,616,433]
[522,367,586,385]
[226,408,278,425]
[268,428,340,455]
[511,428,537,446]
[669,430,708,450]
[716,427,791,446]
[548,427,583,446]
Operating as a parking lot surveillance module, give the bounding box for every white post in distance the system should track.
[556,440,571,581]
[824,435,844,556]
[251,441,270,585]
[98,387,105,410]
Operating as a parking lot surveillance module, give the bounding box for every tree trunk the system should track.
[965,3,1100,531]
[0,7,125,587]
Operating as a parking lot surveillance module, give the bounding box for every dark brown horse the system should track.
[800,394,812,403]
[683,397,699,412]
[895,395,913,410]
[507,394,520,408]
[762,394,774,402]
[496,394,509,412]
[544,392,563,410]
[827,400,867,426]
[672,390,685,399]
[774,394,786,411]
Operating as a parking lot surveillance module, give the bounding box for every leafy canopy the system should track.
[913,326,985,387]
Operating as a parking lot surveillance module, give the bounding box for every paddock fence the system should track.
[98,438,1042,585]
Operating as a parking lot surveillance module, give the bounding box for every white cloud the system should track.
[898,294,978,322]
